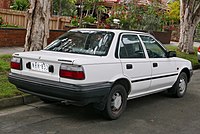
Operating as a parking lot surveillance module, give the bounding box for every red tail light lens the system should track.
[11,57,22,70]
[59,64,85,80]
[198,46,200,52]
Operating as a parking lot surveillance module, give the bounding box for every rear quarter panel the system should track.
[60,58,123,85]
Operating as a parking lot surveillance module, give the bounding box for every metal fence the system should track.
[0,8,71,30]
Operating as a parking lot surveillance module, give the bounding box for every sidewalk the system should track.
[168,41,200,47]
[0,47,24,55]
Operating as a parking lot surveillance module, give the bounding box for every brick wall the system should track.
[0,0,11,9]
[0,28,68,47]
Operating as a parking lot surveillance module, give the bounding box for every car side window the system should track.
[140,35,167,58]
[119,34,145,58]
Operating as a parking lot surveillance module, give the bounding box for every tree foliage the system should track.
[79,0,106,27]
[52,0,77,16]
[110,1,164,31]
[12,0,29,11]
[141,4,162,31]
[166,0,180,24]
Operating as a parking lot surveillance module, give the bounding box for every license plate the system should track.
[31,62,49,72]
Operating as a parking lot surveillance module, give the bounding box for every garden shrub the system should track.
[0,17,3,25]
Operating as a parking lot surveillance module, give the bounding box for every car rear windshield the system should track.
[44,30,114,56]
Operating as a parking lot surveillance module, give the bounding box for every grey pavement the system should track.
[0,47,24,55]
[169,41,200,47]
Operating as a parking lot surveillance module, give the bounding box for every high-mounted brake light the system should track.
[198,46,200,52]
[59,64,85,80]
[10,57,22,70]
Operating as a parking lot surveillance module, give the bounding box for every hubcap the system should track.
[111,92,122,111]
[179,78,186,94]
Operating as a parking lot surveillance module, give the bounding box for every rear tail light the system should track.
[59,64,85,80]
[198,46,200,52]
[11,57,22,70]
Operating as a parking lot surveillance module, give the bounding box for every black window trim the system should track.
[115,32,147,59]
[138,34,168,58]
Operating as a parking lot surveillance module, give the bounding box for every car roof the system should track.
[69,28,149,35]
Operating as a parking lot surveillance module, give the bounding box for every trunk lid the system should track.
[13,50,106,82]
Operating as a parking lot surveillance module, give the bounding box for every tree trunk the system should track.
[179,24,196,54]
[79,0,83,28]
[92,4,96,16]
[178,0,200,54]
[24,0,51,51]
[178,14,196,54]
[58,0,62,16]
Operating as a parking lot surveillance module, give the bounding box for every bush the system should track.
[83,15,96,24]
[111,2,163,31]
[141,5,162,31]
[0,17,3,25]
[165,0,180,24]
[70,16,79,27]
[12,0,29,11]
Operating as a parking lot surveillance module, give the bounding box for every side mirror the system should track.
[167,51,176,58]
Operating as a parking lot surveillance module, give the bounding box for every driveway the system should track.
[0,70,200,134]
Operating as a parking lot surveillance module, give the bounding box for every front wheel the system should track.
[103,84,127,120]
[167,72,188,98]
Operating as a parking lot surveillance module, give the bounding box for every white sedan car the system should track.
[9,29,193,119]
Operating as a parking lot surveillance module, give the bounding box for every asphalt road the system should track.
[0,70,200,134]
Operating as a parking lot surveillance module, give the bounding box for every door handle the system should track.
[153,63,158,67]
[126,64,133,69]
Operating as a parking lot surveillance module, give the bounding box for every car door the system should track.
[118,33,152,98]
[139,35,178,91]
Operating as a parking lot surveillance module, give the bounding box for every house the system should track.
[138,0,173,5]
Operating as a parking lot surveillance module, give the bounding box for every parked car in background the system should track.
[198,46,200,62]
[9,29,193,120]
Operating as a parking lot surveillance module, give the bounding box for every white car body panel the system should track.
[149,58,178,90]
[119,59,152,97]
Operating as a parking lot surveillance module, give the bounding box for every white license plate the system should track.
[31,62,49,72]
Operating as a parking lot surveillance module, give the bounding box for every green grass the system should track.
[165,45,199,69]
[0,24,22,28]
[0,55,12,72]
[0,55,23,99]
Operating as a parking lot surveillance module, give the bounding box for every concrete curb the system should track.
[0,94,40,109]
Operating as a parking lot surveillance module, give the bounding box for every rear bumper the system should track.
[8,73,112,106]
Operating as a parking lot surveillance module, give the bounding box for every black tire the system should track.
[40,97,58,103]
[103,84,127,120]
[167,72,188,98]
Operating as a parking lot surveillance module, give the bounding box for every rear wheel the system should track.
[103,84,127,120]
[167,72,188,98]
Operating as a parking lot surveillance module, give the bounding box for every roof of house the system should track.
[137,0,170,5]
